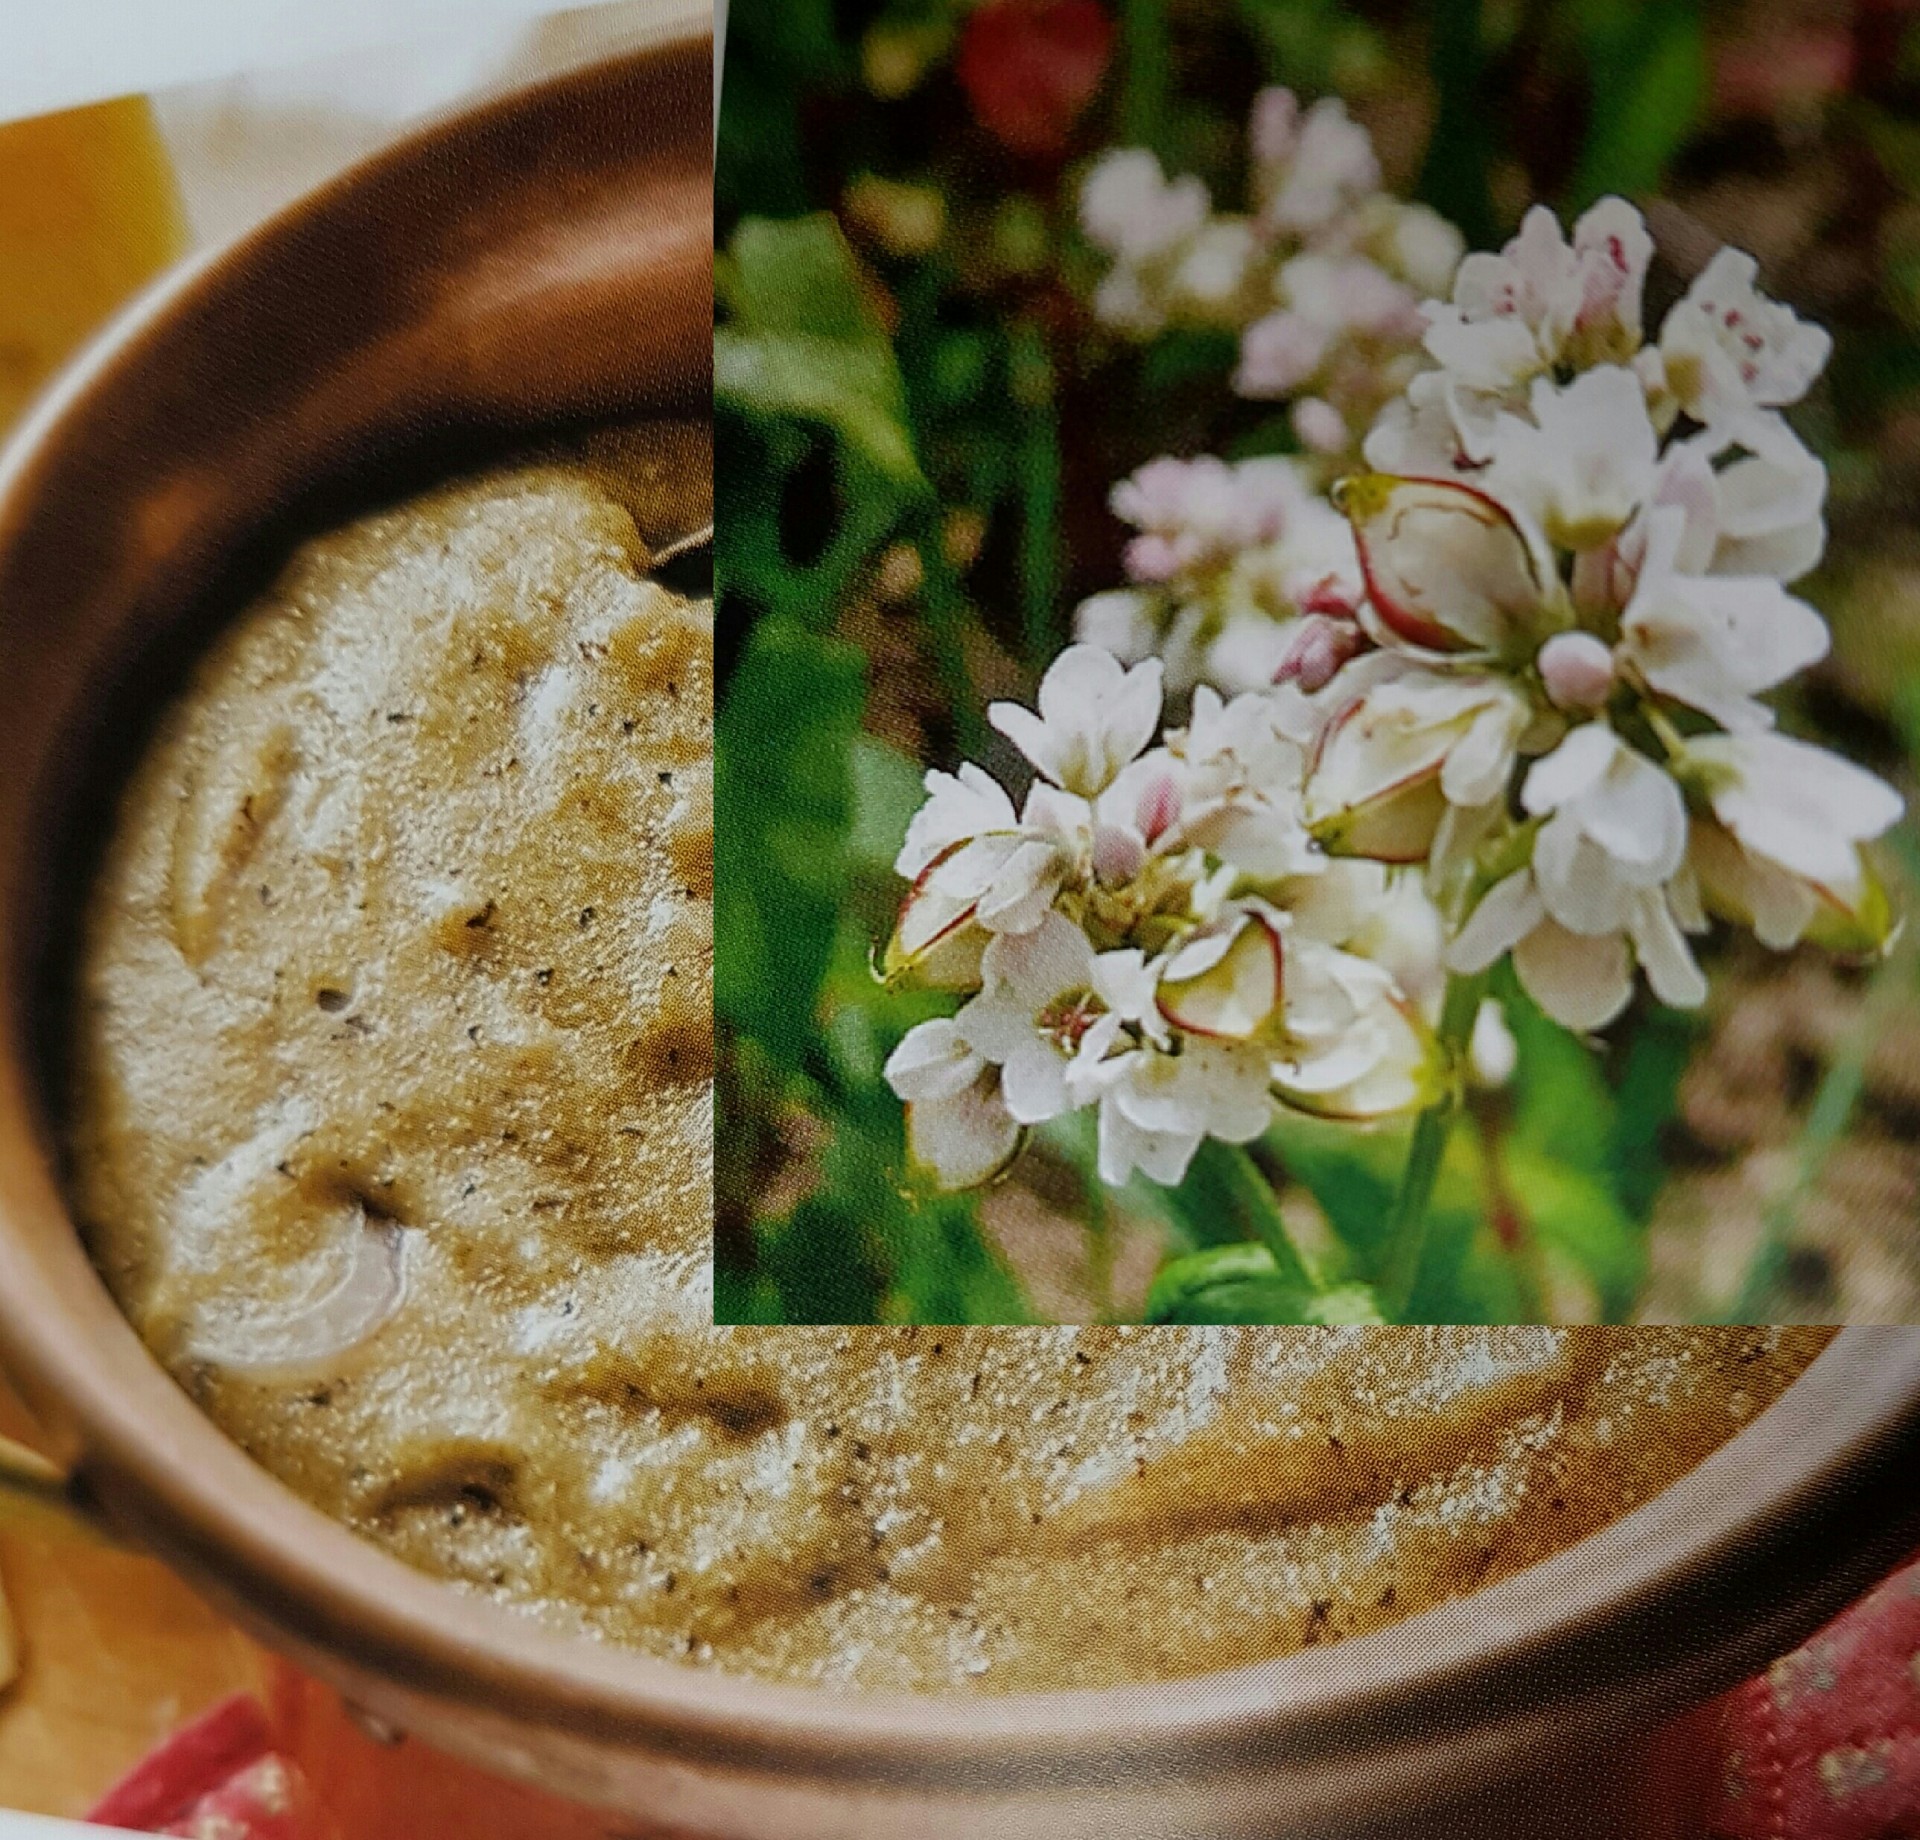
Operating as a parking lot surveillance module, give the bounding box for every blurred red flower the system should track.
[955,0,1115,158]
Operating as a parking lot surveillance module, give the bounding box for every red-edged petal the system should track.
[1336,471,1550,655]
[1157,915,1284,1041]
[1305,697,1451,864]
[883,843,987,989]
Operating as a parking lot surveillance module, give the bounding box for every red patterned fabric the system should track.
[1709,1556,1920,1839]
[87,1692,319,1839]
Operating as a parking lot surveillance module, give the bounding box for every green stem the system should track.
[1417,0,1501,254]
[1083,1169,1116,1322]
[1196,1139,1316,1290]
[1382,971,1484,1320]
[914,518,991,758]
[1471,1100,1550,1324]
[1010,321,1061,669]
[1120,0,1170,157]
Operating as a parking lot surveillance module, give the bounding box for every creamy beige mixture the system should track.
[70,429,1825,1693]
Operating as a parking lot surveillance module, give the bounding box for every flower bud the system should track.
[1275,612,1366,693]
[1091,823,1146,885]
[1156,913,1284,1042]
[882,854,988,990]
[1291,396,1348,454]
[1335,472,1563,656]
[1537,631,1615,712]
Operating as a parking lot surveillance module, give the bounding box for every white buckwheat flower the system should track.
[1079,148,1211,267]
[1253,95,1381,238]
[1422,197,1653,393]
[1654,247,1832,434]
[882,646,1441,1192]
[1683,731,1903,953]
[1305,196,1900,1028]
[1074,453,1365,695]
[883,1019,1022,1191]
[989,645,1163,799]
[1080,88,1462,470]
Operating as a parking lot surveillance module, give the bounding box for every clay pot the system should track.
[0,32,1916,1840]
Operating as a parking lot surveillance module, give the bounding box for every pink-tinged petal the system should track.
[906,1075,1023,1190]
[1275,612,1368,692]
[1512,918,1633,1031]
[1091,823,1145,884]
[1537,632,1615,713]
[1157,915,1284,1042]
[1336,472,1554,655]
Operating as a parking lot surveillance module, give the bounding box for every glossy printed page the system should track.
[714,0,1920,1330]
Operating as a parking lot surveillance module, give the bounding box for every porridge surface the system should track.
[71,430,1824,1691]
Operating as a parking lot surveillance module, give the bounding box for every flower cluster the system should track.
[1304,198,1902,1029]
[881,646,1441,1190]
[1073,452,1366,695]
[890,197,1901,1201]
[1078,87,1464,463]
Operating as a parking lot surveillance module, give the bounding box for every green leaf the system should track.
[717,217,923,482]
[1146,1244,1316,1323]
[1500,979,1615,1182]
[1567,0,1707,209]
[1608,1004,1696,1221]
[1146,1245,1385,1325]
[723,0,846,86]
[847,733,928,874]
[713,1264,784,1325]
[884,1184,1038,1324]
[714,617,867,1069]
[1265,1112,1520,1324]
[1140,327,1244,396]
[716,331,922,487]
[1502,1143,1645,1322]
[715,218,925,640]
[1233,0,1389,95]
[1308,1282,1390,1325]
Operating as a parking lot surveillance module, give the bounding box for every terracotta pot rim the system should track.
[0,34,1915,1813]
[63,1328,1920,1788]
